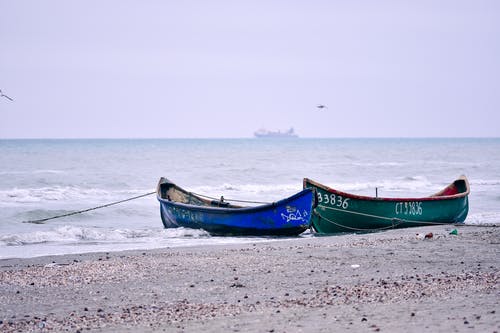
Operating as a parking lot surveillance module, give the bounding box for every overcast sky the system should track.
[1,0,499,138]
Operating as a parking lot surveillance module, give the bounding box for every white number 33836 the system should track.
[317,192,349,209]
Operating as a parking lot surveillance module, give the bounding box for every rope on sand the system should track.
[22,191,156,224]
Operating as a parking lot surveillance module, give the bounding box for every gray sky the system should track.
[1,0,499,138]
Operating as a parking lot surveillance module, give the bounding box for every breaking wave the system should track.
[0,169,66,176]
[0,226,210,247]
[0,187,154,205]
[0,226,278,259]
[466,212,500,225]
[0,176,445,208]
[471,179,500,186]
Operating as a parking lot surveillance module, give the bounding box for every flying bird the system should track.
[0,89,14,101]
[316,104,327,110]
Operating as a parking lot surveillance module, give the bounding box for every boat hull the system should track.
[158,180,314,236]
[304,177,469,234]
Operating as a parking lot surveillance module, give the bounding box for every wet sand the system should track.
[0,225,498,332]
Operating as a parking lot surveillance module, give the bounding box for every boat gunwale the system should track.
[303,175,470,202]
[157,178,313,215]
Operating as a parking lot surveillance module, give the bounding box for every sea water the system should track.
[1,138,499,259]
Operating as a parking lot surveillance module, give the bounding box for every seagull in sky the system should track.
[316,104,327,110]
[0,89,14,101]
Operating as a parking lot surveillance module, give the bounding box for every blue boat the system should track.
[157,177,314,236]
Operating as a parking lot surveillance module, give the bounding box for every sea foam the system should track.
[0,226,211,247]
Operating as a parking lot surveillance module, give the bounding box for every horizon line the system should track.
[0,136,499,140]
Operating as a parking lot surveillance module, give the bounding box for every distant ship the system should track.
[254,127,298,138]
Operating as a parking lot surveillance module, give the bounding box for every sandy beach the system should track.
[0,224,498,332]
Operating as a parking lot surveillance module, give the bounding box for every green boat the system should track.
[303,176,470,234]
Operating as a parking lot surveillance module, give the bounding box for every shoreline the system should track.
[0,225,498,332]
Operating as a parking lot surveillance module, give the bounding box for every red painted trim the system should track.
[303,176,470,202]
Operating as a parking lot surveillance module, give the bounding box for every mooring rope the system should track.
[22,189,269,224]
[22,191,156,224]
[320,205,461,226]
[313,205,471,232]
[313,211,404,232]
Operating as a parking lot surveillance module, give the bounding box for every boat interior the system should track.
[158,179,239,208]
[431,177,470,197]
